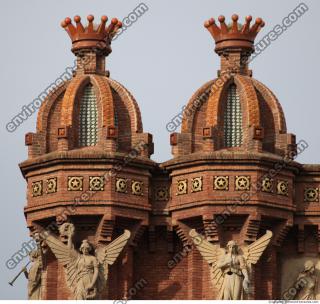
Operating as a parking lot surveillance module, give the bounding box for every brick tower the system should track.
[20,14,154,300]
[19,14,320,300]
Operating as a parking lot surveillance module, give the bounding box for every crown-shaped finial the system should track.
[61,15,122,55]
[204,14,265,54]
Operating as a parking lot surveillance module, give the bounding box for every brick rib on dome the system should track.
[251,78,287,133]
[36,82,68,133]
[60,75,115,129]
[233,75,261,127]
[179,74,288,155]
[35,74,144,154]
[204,78,227,128]
[108,78,143,133]
[181,80,215,133]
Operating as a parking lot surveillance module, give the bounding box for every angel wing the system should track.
[95,229,131,281]
[242,230,273,267]
[44,233,80,291]
[189,229,225,291]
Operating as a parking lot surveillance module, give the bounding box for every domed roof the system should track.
[36,74,144,154]
[25,15,153,158]
[171,15,295,158]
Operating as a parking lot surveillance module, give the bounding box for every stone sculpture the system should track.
[44,225,131,300]
[190,229,273,300]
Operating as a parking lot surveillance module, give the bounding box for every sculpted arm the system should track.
[242,268,249,281]
[240,256,249,278]
[240,256,250,292]
[217,253,231,269]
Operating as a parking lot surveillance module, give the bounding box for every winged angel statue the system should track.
[45,228,131,300]
[190,229,273,300]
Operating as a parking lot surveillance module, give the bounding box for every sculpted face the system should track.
[59,223,74,242]
[226,240,238,254]
[80,240,91,255]
[304,260,315,274]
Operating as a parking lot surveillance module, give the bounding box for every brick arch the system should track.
[203,75,262,151]
[90,75,115,129]
[46,94,64,153]
[36,82,68,133]
[233,75,261,128]
[205,77,232,127]
[181,80,215,133]
[60,75,115,130]
[204,75,262,129]
[60,75,89,127]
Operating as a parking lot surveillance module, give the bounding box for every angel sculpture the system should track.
[23,249,43,300]
[44,228,131,300]
[190,229,273,300]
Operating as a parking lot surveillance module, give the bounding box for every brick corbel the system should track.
[25,132,44,158]
[96,215,115,245]
[202,126,223,152]
[129,222,146,248]
[247,126,263,153]
[173,220,192,247]
[132,132,153,157]
[57,125,72,151]
[241,214,261,244]
[272,219,293,247]
[202,215,220,243]
[170,132,192,157]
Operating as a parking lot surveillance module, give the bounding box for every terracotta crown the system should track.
[61,15,122,55]
[204,14,265,54]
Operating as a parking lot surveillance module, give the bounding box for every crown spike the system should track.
[218,15,228,34]
[86,15,94,33]
[231,14,239,33]
[74,15,85,33]
[249,17,264,35]
[113,21,122,36]
[204,18,220,39]
[204,14,265,54]
[106,18,121,38]
[61,17,76,39]
[241,15,252,34]
[97,15,108,34]
[61,14,121,56]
